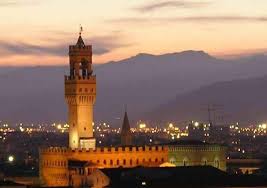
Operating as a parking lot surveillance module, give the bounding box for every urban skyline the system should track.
[1,1,267,187]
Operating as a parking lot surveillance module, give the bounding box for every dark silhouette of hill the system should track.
[149,75,267,124]
[0,51,266,125]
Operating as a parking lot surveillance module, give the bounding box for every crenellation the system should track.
[69,45,92,51]
[64,75,96,81]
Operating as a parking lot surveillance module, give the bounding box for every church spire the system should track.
[121,108,133,146]
[121,111,130,134]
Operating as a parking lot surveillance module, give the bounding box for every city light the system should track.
[8,155,14,163]
[139,123,146,129]
[168,123,174,128]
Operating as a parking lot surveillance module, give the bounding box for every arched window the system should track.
[161,158,164,163]
[214,159,220,168]
[183,157,188,166]
[155,158,158,163]
[202,158,207,166]
[170,157,176,164]
[103,160,106,165]
[136,159,139,165]
[123,159,126,165]
[130,159,132,166]
[117,159,119,165]
[110,160,113,165]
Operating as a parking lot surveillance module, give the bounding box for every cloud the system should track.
[134,0,209,12]
[0,41,67,57]
[174,16,267,22]
[0,1,18,6]
[0,0,38,7]
[109,16,267,24]
[0,33,131,57]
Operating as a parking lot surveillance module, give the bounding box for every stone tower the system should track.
[65,32,96,150]
[121,111,132,146]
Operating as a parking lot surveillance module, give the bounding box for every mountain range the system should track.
[0,51,267,126]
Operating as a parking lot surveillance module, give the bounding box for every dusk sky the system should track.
[0,0,267,66]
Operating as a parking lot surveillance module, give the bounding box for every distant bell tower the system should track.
[121,110,133,146]
[65,28,96,150]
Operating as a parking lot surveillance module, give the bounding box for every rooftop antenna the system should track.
[79,24,83,36]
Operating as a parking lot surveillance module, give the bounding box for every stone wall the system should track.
[168,144,227,171]
[39,144,226,186]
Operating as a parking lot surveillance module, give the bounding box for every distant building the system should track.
[39,32,227,187]
[120,111,132,146]
[210,125,230,144]
[188,121,205,141]
[187,121,210,142]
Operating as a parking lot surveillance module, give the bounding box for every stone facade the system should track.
[39,144,226,186]
[168,144,226,170]
[65,34,96,150]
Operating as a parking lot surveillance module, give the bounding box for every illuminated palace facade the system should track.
[39,34,227,187]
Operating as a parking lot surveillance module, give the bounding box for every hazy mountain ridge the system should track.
[149,75,267,124]
[0,50,266,125]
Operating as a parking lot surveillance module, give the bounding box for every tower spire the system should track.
[76,25,85,48]
[121,107,132,146]
[79,24,83,36]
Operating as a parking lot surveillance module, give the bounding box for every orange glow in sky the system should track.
[0,0,267,66]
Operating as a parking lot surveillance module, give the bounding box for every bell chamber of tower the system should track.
[64,34,96,150]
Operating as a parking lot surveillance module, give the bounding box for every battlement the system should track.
[69,45,92,51]
[168,145,226,152]
[37,147,66,154]
[40,144,226,155]
[40,145,168,154]
[64,75,96,82]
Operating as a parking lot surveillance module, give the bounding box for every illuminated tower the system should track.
[65,30,96,150]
